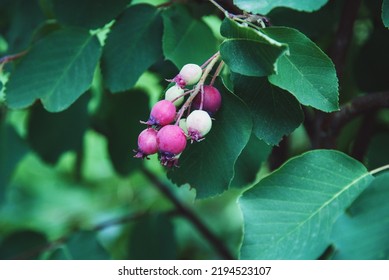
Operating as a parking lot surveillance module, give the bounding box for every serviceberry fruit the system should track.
[165,85,185,106]
[146,100,176,126]
[179,118,188,135]
[192,85,222,116]
[173,63,202,88]
[186,110,212,142]
[157,125,187,166]
[134,128,158,159]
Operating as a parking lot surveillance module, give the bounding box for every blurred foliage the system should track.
[0,0,388,260]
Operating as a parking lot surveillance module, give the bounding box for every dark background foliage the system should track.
[0,0,388,260]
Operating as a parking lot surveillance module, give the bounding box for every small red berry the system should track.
[157,125,187,167]
[146,100,176,126]
[186,110,212,142]
[192,85,222,116]
[134,128,158,159]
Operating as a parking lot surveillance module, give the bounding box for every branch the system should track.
[328,0,362,79]
[350,112,376,161]
[141,166,234,260]
[330,91,389,136]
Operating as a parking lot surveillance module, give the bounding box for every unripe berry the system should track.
[165,85,185,106]
[192,85,222,116]
[146,100,176,126]
[186,110,212,142]
[178,118,188,135]
[157,125,187,167]
[173,64,202,88]
[134,128,158,159]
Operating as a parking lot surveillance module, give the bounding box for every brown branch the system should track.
[350,112,376,161]
[330,91,389,136]
[141,166,234,260]
[328,0,362,80]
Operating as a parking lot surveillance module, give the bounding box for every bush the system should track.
[0,0,389,260]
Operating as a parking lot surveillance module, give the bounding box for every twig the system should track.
[210,60,225,86]
[330,91,389,136]
[141,166,234,260]
[208,0,228,15]
[350,112,376,161]
[328,0,362,79]
[0,50,28,72]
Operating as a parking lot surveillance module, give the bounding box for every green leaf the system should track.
[383,0,389,28]
[234,0,329,15]
[48,231,109,260]
[268,4,339,41]
[1,0,45,53]
[162,4,218,69]
[231,73,303,145]
[128,214,177,259]
[52,0,130,29]
[239,150,374,259]
[168,82,252,198]
[220,18,288,77]
[27,93,89,164]
[6,28,101,112]
[231,133,271,187]
[0,123,28,202]
[0,230,47,260]
[331,173,389,259]
[92,89,149,175]
[264,27,339,112]
[102,4,163,93]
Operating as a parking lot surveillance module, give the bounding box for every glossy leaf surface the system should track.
[240,150,373,259]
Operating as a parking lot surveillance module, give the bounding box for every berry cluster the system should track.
[134,59,222,167]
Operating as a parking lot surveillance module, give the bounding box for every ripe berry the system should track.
[192,85,222,116]
[165,85,185,106]
[146,100,176,126]
[173,64,202,88]
[186,110,212,142]
[157,125,187,167]
[134,128,158,159]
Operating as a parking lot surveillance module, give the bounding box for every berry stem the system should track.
[0,50,28,71]
[170,88,194,103]
[175,52,220,125]
[200,51,221,69]
[210,60,225,86]
[199,85,204,110]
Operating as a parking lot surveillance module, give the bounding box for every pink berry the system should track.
[134,128,158,159]
[146,100,176,126]
[186,110,212,142]
[173,64,202,88]
[157,125,187,167]
[192,85,222,116]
